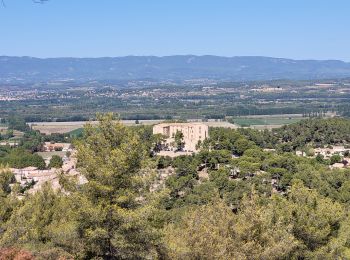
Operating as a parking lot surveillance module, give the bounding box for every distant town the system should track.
[1,78,350,124]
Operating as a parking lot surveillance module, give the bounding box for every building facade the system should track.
[153,122,209,152]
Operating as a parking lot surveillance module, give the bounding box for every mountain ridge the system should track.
[1,55,350,82]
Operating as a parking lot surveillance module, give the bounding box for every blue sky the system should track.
[1,0,350,60]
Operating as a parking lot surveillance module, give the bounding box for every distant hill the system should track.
[1,55,350,82]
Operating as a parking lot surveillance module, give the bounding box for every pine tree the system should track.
[75,113,160,258]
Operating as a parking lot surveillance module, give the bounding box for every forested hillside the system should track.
[1,115,350,259]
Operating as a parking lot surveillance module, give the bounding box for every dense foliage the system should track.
[274,117,350,147]
[1,116,350,258]
[205,118,350,152]
[0,147,45,169]
[48,155,63,169]
[7,115,30,132]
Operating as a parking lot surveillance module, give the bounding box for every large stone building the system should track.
[153,122,209,152]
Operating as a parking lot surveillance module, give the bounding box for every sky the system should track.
[1,0,350,61]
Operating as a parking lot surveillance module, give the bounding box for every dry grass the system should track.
[31,124,82,135]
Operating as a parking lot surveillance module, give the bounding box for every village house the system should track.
[296,146,349,159]
[10,150,86,194]
[44,142,71,152]
[295,145,350,169]
[313,146,349,158]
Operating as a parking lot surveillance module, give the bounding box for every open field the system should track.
[232,112,337,127]
[30,122,91,135]
[233,112,336,119]
[249,124,286,130]
[203,121,238,128]
[29,120,238,134]
[233,117,303,127]
[36,151,67,159]
[29,120,164,134]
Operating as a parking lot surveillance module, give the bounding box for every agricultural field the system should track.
[30,119,238,134]
[232,115,306,127]
[29,120,164,134]
[203,121,238,128]
[30,123,84,135]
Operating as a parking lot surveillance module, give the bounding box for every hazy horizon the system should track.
[1,54,350,63]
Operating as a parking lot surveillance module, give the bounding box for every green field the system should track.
[232,117,303,127]
[68,128,84,137]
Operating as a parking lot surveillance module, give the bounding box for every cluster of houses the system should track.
[296,145,350,169]
[8,123,210,195]
[43,142,71,152]
[11,167,59,194]
[10,149,87,195]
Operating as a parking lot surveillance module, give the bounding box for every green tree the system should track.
[48,155,63,168]
[0,166,18,226]
[288,181,345,255]
[316,153,325,163]
[163,199,237,259]
[0,184,80,258]
[7,115,29,132]
[163,194,299,259]
[0,148,46,169]
[330,154,342,165]
[233,137,256,155]
[75,113,160,258]
[174,130,184,151]
[152,133,166,152]
[0,166,15,195]
[157,156,172,169]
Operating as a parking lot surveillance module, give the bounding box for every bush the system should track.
[48,155,63,168]
[330,154,342,165]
